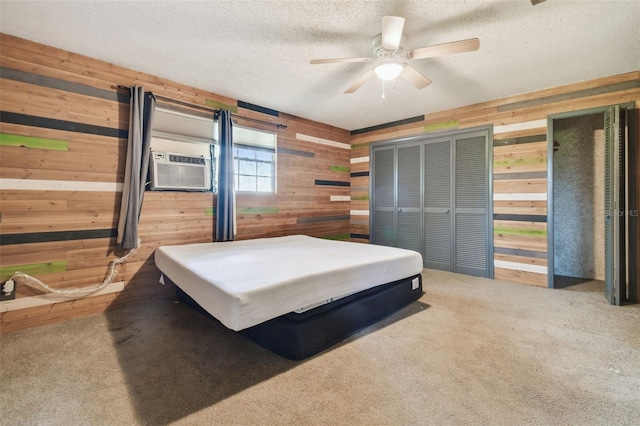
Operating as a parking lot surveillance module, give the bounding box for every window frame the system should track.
[231,125,277,194]
[148,108,277,194]
[233,144,276,193]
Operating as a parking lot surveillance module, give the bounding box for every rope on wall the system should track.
[6,240,140,296]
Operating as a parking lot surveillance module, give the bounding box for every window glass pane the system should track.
[257,177,272,192]
[255,150,273,162]
[238,175,256,192]
[231,139,275,193]
[256,162,272,177]
[239,160,256,175]
[236,147,255,159]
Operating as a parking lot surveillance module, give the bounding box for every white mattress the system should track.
[154,235,423,331]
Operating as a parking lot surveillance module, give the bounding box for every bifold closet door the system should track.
[372,146,396,247]
[372,130,489,277]
[372,144,422,251]
[603,105,637,305]
[423,138,453,271]
[397,143,423,254]
[454,132,489,277]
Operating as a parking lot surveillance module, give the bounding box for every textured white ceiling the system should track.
[1,1,639,131]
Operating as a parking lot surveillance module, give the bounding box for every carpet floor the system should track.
[1,269,638,425]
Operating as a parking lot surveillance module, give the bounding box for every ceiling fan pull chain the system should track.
[382,80,386,99]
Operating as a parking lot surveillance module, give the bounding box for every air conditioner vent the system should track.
[150,151,211,191]
[168,154,206,165]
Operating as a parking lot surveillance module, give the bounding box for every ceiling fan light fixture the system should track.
[374,62,403,81]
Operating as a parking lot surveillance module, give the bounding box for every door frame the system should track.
[546,102,636,294]
[370,125,494,278]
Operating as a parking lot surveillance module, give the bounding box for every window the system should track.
[149,107,277,193]
[234,145,275,192]
[150,107,216,192]
[232,126,277,193]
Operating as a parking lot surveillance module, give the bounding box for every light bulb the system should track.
[374,62,403,81]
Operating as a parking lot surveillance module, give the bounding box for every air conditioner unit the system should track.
[149,151,211,191]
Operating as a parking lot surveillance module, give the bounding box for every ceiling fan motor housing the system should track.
[372,33,406,59]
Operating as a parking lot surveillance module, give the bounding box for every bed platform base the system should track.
[176,274,423,360]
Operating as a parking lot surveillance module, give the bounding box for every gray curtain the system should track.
[216,110,235,241]
[117,86,156,249]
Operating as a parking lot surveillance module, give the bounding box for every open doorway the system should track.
[548,104,637,305]
[552,112,605,292]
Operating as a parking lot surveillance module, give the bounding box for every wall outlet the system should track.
[0,279,17,301]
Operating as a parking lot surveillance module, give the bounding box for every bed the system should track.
[154,235,424,359]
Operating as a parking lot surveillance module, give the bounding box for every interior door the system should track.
[423,137,453,271]
[604,105,626,305]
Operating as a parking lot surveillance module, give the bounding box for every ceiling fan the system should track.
[310,16,480,94]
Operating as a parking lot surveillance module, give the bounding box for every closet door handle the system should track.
[398,208,403,213]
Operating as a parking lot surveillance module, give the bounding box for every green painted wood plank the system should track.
[237,207,279,215]
[494,227,547,237]
[205,99,238,113]
[424,119,458,133]
[351,195,370,201]
[351,143,369,150]
[330,165,350,173]
[297,215,350,224]
[205,208,216,216]
[1,261,67,281]
[0,133,68,151]
[321,234,350,241]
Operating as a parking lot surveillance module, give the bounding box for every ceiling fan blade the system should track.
[408,38,480,60]
[531,0,546,4]
[344,69,375,94]
[400,64,432,89]
[310,57,371,64]
[381,16,405,50]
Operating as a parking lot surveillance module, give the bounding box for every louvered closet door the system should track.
[372,146,396,247]
[604,108,615,303]
[454,131,488,277]
[424,137,453,271]
[397,143,423,254]
[604,105,629,305]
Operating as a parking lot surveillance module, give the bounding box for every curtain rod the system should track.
[114,85,287,129]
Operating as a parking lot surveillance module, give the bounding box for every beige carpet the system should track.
[1,269,638,426]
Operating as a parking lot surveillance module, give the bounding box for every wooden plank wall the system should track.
[349,71,640,288]
[0,34,350,333]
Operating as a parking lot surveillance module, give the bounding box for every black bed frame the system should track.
[175,274,423,360]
